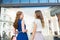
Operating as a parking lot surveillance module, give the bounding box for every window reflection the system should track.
[30,0,38,3]
[1,0,60,4]
[21,0,29,3]
[0,0,2,4]
[12,0,20,4]
[40,0,48,3]
[2,0,12,4]
[58,0,60,3]
[49,0,57,3]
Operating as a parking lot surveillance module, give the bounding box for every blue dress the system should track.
[17,19,28,40]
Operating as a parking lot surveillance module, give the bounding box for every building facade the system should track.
[0,0,60,40]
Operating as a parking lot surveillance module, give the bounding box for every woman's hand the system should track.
[13,28,18,34]
[31,35,34,40]
[25,30,28,32]
[14,31,18,34]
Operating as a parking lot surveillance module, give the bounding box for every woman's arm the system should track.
[22,20,27,32]
[31,22,37,40]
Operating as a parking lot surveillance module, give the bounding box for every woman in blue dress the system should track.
[13,11,28,40]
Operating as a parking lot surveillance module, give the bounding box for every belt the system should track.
[30,31,42,35]
[36,31,42,33]
[18,31,22,33]
[18,31,26,33]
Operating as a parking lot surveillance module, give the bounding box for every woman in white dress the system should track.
[31,10,45,40]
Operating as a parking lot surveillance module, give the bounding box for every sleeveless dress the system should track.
[17,19,28,40]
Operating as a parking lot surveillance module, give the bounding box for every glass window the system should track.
[30,0,38,3]
[40,0,48,3]
[0,0,2,4]
[49,0,57,3]
[12,0,19,4]
[21,0,29,3]
[58,0,60,3]
[2,0,12,4]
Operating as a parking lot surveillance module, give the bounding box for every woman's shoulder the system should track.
[18,19,22,24]
[18,19,22,21]
[34,19,41,23]
[34,19,40,21]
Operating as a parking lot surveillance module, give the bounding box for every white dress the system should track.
[34,19,44,40]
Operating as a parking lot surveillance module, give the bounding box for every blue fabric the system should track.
[17,19,28,40]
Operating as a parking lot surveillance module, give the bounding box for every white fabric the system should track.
[34,32,44,40]
[33,19,44,40]
[34,19,42,32]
